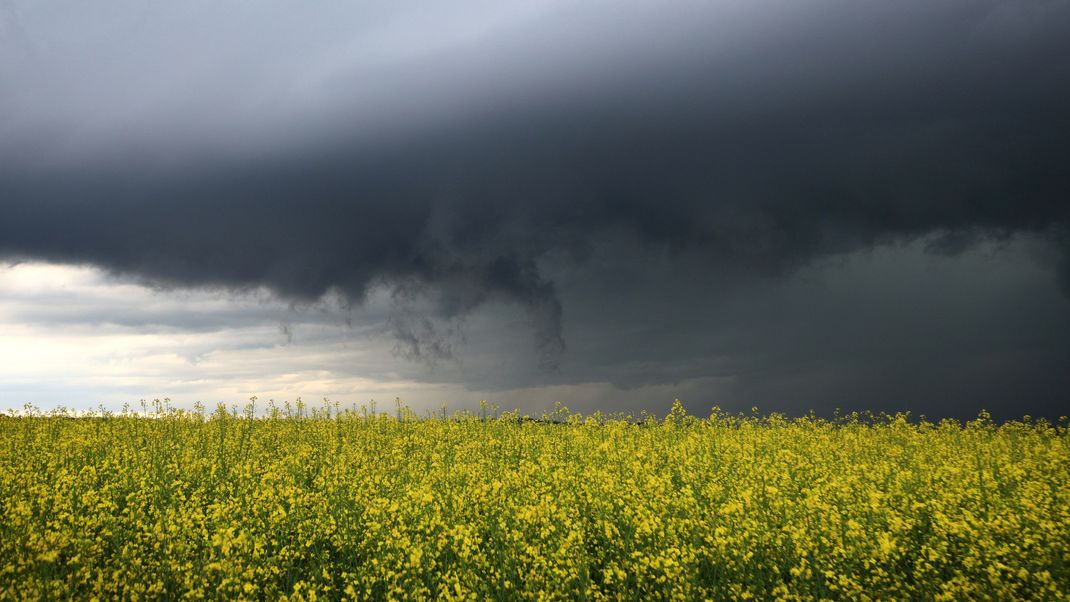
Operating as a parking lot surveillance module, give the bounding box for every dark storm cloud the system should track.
[526,238,1070,420]
[1,0,1069,395]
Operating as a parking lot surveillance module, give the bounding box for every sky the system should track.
[1,0,1068,418]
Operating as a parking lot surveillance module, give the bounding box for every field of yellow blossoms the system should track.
[1,400,1068,601]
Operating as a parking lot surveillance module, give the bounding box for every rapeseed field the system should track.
[1,400,1067,601]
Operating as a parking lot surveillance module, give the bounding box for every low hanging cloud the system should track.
[1,0,1069,370]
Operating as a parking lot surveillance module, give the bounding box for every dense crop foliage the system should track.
[1,400,1068,600]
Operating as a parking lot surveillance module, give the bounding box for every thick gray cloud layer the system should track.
[1,0,1069,416]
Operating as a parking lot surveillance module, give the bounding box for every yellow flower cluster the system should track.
[0,401,1067,600]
